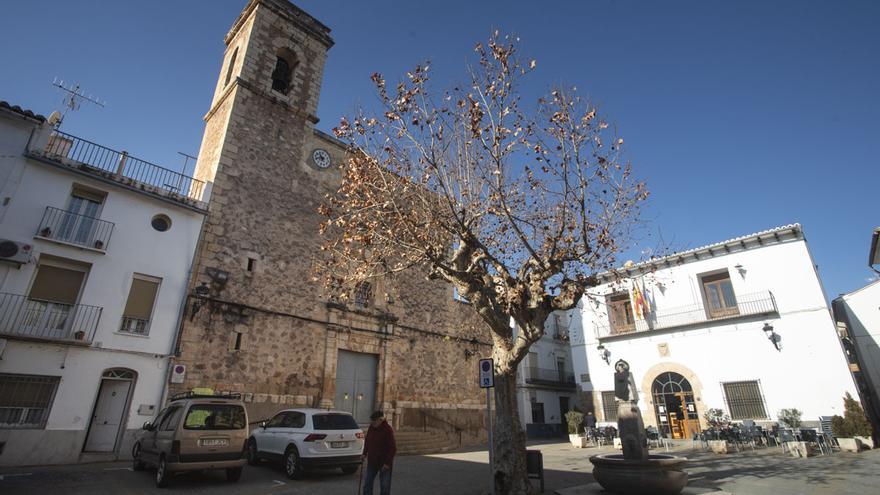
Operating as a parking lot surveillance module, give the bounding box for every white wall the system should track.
[839,280,880,408]
[571,235,858,426]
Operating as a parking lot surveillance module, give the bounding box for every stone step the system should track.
[394,429,459,456]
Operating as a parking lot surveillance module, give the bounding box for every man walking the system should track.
[362,410,396,495]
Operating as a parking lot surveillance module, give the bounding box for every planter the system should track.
[708,440,728,454]
[570,434,588,448]
[855,436,874,449]
[837,438,862,452]
[590,453,688,495]
[40,227,51,237]
[74,330,86,341]
[613,437,622,449]
[94,240,104,249]
[785,441,813,457]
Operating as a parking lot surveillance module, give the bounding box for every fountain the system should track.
[589,360,688,495]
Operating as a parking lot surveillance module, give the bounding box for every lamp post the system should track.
[597,343,611,364]
[763,322,782,351]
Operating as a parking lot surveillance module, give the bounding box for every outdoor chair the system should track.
[818,416,837,452]
[779,429,796,454]
[800,429,828,456]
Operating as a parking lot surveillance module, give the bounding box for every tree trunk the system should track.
[492,368,533,495]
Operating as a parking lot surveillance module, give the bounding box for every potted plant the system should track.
[94,239,104,249]
[703,408,731,454]
[831,393,873,452]
[565,410,586,448]
[74,330,86,341]
[778,408,810,456]
[40,226,51,237]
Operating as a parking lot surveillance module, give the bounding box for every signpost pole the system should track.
[479,358,495,495]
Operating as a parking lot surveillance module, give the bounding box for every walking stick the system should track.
[356,458,365,495]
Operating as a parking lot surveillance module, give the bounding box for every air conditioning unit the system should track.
[0,240,33,265]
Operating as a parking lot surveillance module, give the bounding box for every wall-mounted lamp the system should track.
[763,322,782,351]
[464,337,480,359]
[735,263,747,278]
[343,393,350,401]
[597,343,611,365]
[189,282,210,320]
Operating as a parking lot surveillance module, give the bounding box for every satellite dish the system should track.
[47,111,62,126]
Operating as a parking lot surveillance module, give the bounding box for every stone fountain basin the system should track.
[589,453,688,495]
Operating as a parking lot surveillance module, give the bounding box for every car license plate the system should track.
[200,438,229,447]
[330,441,348,448]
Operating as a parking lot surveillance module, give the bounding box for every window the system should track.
[312,413,359,430]
[183,404,246,430]
[530,402,545,424]
[246,257,256,272]
[58,186,105,245]
[120,274,161,335]
[722,380,768,420]
[151,214,171,232]
[271,55,295,94]
[224,47,238,87]
[281,411,306,428]
[601,391,618,422]
[607,292,635,334]
[25,257,89,339]
[556,357,566,382]
[0,374,60,429]
[266,412,287,428]
[160,406,182,431]
[353,281,373,308]
[701,271,739,318]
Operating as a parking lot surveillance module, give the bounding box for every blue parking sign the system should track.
[479,358,494,388]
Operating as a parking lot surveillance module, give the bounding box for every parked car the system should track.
[131,391,249,488]
[247,408,364,479]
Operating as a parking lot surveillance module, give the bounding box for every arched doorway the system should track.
[83,368,137,453]
[652,372,701,440]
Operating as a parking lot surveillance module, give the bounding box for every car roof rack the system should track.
[169,391,242,402]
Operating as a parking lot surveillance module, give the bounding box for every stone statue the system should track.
[613,359,647,460]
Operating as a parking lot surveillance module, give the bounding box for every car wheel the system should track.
[226,467,243,482]
[283,446,303,480]
[132,442,146,471]
[155,455,170,488]
[246,439,260,466]
[341,465,359,475]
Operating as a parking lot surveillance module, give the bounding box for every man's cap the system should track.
[370,410,385,420]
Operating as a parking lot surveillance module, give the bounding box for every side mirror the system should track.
[260,421,266,429]
[143,421,153,431]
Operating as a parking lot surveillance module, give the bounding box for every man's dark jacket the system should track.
[364,420,397,468]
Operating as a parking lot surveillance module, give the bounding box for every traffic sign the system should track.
[479,358,494,388]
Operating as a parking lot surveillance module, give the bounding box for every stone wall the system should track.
[171,0,490,443]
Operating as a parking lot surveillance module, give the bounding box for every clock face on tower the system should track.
[312,148,332,169]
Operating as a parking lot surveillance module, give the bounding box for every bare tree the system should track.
[320,33,648,495]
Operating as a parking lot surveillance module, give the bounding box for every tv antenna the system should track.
[51,78,106,125]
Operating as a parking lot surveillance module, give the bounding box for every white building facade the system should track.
[0,101,206,465]
[570,224,858,439]
[833,280,880,435]
[515,311,578,438]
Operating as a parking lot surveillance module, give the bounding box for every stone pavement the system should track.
[0,440,878,494]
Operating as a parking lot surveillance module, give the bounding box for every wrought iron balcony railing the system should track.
[38,131,206,207]
[35,206,114,251]
[119,316,149,336]
[595,290,778,340]
[0,292,102,344]
[524,367,576,387]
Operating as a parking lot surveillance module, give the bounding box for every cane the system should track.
[356,458,365,495]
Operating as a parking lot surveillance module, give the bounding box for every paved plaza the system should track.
[0,441,877,494]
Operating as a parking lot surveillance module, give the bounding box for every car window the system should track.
[151,407,169,428]
[281,411,305,428]
[184,404,246,430]
[160,406,183,431]
[312,413,359,430]
[266,412,287,428]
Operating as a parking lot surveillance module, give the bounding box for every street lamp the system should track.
[189,282,210,320]
[763,322,782,351]
[597,343,611,364]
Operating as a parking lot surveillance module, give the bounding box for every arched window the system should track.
[103,368,136,380]
[224,47,239,87]
[271,51,297,95]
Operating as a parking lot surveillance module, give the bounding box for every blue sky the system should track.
[1,0,877,298]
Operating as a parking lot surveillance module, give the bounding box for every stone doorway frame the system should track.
[640,362,707,431]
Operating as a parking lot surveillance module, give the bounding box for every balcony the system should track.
[524,367,576,388]
[0,292,102,344]
[31,131,207,209]
[595,290,778,340]
[34,206,114,252]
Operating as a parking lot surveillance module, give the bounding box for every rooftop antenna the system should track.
[52,78,106,126]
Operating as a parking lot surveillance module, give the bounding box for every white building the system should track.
[569,224,858,439]
[0,101,207,465]
[515,311,578,438]
[832,279,880,435]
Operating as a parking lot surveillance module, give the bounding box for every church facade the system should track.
[170,0,489,442]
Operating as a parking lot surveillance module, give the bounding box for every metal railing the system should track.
[119,316,149,335]
[35,206,114,251]
[595,290,778,339]
[42,131,206,204]
[0,292,102,344]
[525,367,576,386]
